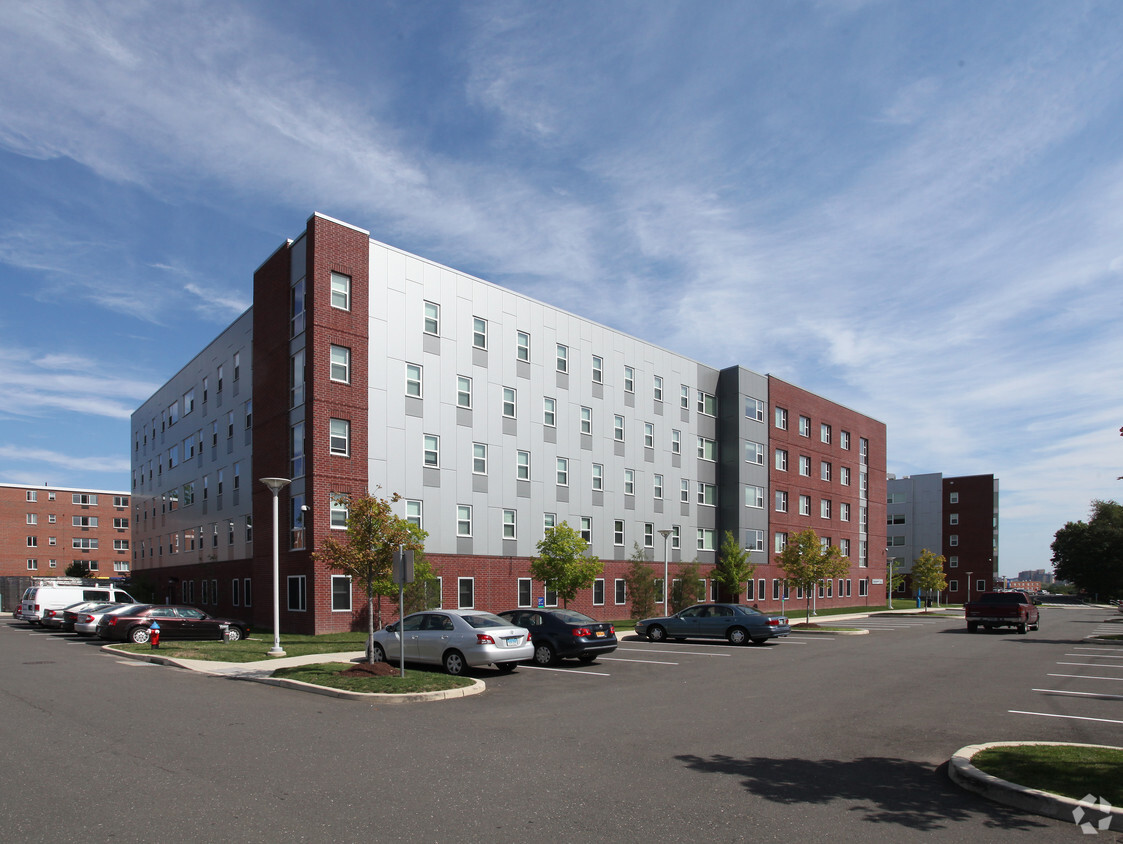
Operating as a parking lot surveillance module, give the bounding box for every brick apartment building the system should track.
[130,212,887,633]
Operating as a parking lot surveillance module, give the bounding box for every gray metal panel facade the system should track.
[886,472,943,574]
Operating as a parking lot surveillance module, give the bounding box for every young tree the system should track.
[312,490,425,663]
[910,549,948,611]
[1052,500,1123,601]
[402,549,442,614]
[529,521,602,608]
[775,528,850,623]
[65,561,91,578]
[713,531,755,604]
[623,543,658,620]
[670,559,706,613]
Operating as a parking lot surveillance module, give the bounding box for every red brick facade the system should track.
[943,474,997,600]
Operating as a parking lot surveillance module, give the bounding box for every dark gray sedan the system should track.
[635,603,790,645]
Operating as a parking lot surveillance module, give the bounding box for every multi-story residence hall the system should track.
[0,483,131,607]
[130,213,887,634]
[886,473,999,602]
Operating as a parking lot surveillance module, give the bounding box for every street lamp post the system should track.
[259,477,291,657]
[886,549,895,609]
[659,529,673,611]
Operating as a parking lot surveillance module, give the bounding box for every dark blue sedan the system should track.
[635,603,789,645]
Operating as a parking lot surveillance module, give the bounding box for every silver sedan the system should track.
[372,609,534,675]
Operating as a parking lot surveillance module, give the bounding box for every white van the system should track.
[20,579,137,625]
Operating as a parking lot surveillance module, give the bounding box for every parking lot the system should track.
[3,606,1120,842]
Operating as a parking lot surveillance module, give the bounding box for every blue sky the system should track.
[1,0,1120,577]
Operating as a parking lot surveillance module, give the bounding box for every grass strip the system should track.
[972,745,1123,803]
[271,662,474,694]
[114,631,369,662]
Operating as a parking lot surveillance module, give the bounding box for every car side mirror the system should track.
[386,623,397,633]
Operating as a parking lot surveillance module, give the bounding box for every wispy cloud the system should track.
[0,445,130,474]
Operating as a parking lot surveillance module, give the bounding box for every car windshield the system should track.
[461,612,512,628]
[551,610,596,624]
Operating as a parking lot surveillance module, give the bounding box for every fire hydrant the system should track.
[149,620,161,649]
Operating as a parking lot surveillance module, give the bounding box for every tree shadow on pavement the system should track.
[675,753,1050,832]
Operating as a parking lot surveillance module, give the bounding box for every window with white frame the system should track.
[697,437,716,461]
[950,534,959,546]
[653,474,664,499]
[624,366,635,393]
[330,272,351,310]
[556,343,568,373]
[473,443,487,474]
[556,457,569,486]
[860,437,869,464]
[798,415,811,437]
[840,502,850,522]
[330,345,351,383]
[457,505,472,536]
[671,429,681,454]
[543,397,556,427]
[746,485,764,508]
[798,494,811,515]
[746,397,765,422]
[502,387,516,417]
[680,385,690,409]
[775,407,788,429]
[614,579,626,604]
[423,435,439,467]
[644,523,654,547]
[653,375,663,402]
[502,509,516,539]
[614,520,624,545]
[697,483,716,506]
[671,525,680,549]
[745,441,764,464]
[949,491,959,504]
[591,355,602,383]
[774,532,787,553]
[613,415,625,441]
[423,301,440,335]
[580,406,592,435]
[405,500,422,529]
[472,316,487,349]
[821,423,831,443]
[841,466,851,486]
[697,529,715,551]
[575,516,590,543]
[644,422,654,448]
[457,376,472,408]
[544,583,558,607]
[331,575,352,611]
[949,555,958,568]
[592,463,603,491]
[593,579,605,605]
[544,512,557,532]
[821,499,831,519]
[775,449,788,471]
[680,479,690,503]
[458,577,474,608]
[949,513,959,525]
[624,469,635,496]
[821,461,832,482]
[517,450,530,481]
[799,455,811,476]
[287,575,307,611]
[840,430,850,450]
[858,579,868,597]
[696,390,716,416]
[518,578,532,607]
[516,330,530,362]
[329,419,350,456]
[745,529,764,552]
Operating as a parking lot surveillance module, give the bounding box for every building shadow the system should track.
[674,753,1050,832]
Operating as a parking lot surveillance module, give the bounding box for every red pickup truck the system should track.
[965,591,1040,634]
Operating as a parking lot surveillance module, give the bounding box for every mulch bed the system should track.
[341,661,401,677]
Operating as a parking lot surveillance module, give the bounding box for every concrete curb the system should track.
[949,741,1123,831]
[104,645,486,702]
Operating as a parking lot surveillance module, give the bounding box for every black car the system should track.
[96,604,250,644]
[498,609,617,665]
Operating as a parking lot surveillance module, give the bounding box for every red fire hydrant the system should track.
[149,620,161,649]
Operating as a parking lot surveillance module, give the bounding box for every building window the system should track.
[821,461,832,482]
[614,579,626,605]
[746,485,764,508]
[458,578,474,609]
[517,331,530,362]
[948,579,959,593]
[457,375,472,408]
[653,474,664,499]
[613,520,625,545]
[644,523,654,548]
[798,455,811,476]
[457,505,472,537]
[624,366,635,393]
[424,301,440,335]
[73,515,97,528]
[580,517,591,542]
[799,415,811,437]
[330,345,351,383]
[291,350,305,406]
[544,583,559,607]
[746,398,765,422]
[950,491,959,504]
[331,575,352,611]
[746,529,764,552]
[774,532,788,553]
[624,469,635,496]
[821,423,832,444]
[697,529,715,551]
[644,422,654,449]
[745,441,764,464]
[592,463,603,491]
[502,509,516,539]
[697,483,716,506]
[860,437,869,464]
[949,555,958,568]
[26,514,37,525]
[72,493,98,505]
[26,490,37,502]
[580,406,592,435]
[544,513,556,532]
[502,387,516,418]
[840,466,851,486]
[821,499,832,519]
[556,343,568,373]
[543,397,556,427]
[72,537,98,550]
[696,391,716,416]
[473,443,488,474]
[697,437,716,461]
[556,457,569,486]
[406,363,422,397]
[330,271,351,310]
[423,435,440,468]
[591,355,603,383]
[291,423,305,477]
[517,451,530,481]
[775,449,788,471]
[473,316,488,349]
[840,502,851,522]
[950,513,959,525]
[653,375,663,402]
[680,385,690,409]
[518,578,532,607]
[859,579,868,598]
[287,576,307,612]
[613,415,625,442]
[671,525,680,550]
[405,500,423,529]
[680,479,690,503]
[329,419,350,456]
[775,491,788,513]
[950,534,959,547]
[775,407,788,429]
[840,430,850,450]
[671,429,681,454]
[27,536,37,548]
[593,578,605,606]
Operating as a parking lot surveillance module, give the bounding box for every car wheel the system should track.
[534,642,557,666]
[496,662,517,673]
[129,626,151,644]
[1017,622,1027,634]
[225,627,243,642]
[966,622,978,633]
[647,625,666,643]
[371,643,386,663]
[1031,618,1040,631]
[443,650,466,676]
[727,626,748,646]
[577,653,597,663]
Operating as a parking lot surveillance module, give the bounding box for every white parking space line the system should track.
[615,647,731,657]
[520,665,612,676]
[1048,673,1123,682]
[1056,662,1123,668]
[596,656,679,665]
[1033,688,1123,700]
[1009,710,1123,725]
[1065,653,1123,659]
[1073,647,1123,652]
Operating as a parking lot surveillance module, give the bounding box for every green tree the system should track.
[529,521,602,608]
[1052,500,1123,601]
[402,551,442,614]
[312,490,425,663]
[623,543,657,620]
[65,561,91,578]
[775,528,851,623]
[713,531,755,603]
[670,559,705,613]
[910,549,948,612]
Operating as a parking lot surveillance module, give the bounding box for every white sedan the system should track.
[372,609,534,675]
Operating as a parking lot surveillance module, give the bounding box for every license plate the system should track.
[595,631,605,637]
[506,637,520,646]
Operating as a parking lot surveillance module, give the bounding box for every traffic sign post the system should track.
[393,547,415,676]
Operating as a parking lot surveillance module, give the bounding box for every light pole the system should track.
[886,548,895,609]
[260,477,291,657]
[659,529,673,612]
